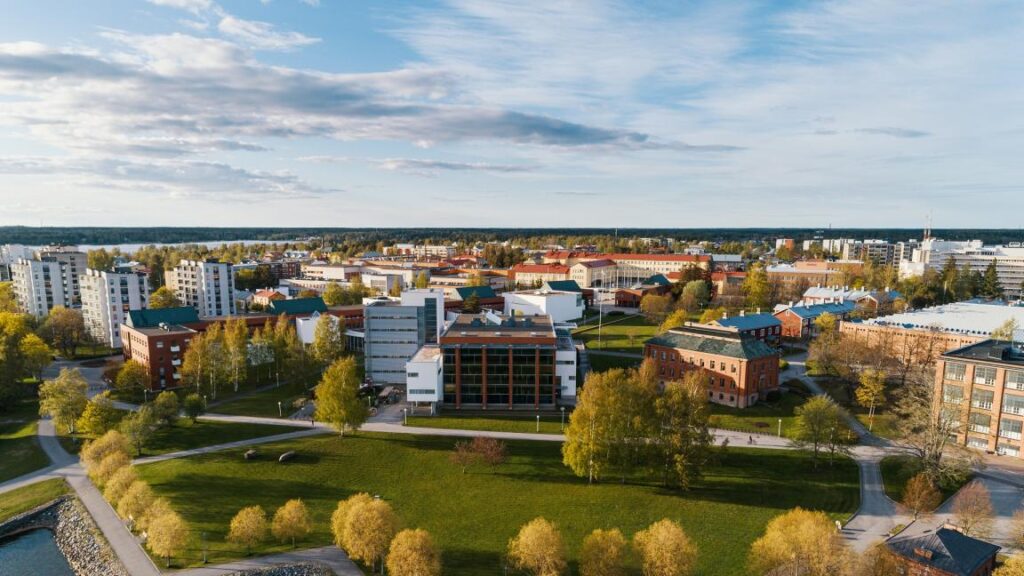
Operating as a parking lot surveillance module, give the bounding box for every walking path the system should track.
[176,546,361,576]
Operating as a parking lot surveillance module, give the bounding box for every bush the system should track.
[779,359,790,371]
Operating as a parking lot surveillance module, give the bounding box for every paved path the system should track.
[176,546,361,576]
[133,428,331,466]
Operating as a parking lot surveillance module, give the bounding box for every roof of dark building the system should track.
[645,325,779,360]
[455,286,497,300]
[942,339,1024,366]
[543,280,583,293]
[127,307,199,328]
[268,297,328,315]
[886,528,1000,576]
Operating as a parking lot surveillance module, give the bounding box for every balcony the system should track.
[999,430,1023,441]
[1004,405,1024,416]
[968,424,991,434]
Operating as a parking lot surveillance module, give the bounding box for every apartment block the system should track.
[35,247,87,306]
[80,268,150,348]
[165,259,236,317]
[10,258,71,317]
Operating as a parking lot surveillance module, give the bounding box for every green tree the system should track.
[120,405,158,456]
[322,282,345,306]
[152,391,180,428]
[981,260,1003,299]
[87,248,116,272]
[681,280,710,311]
[40,306,86,358]
[314,356,368,436]
[148,286,181,309]
[660,309,689,333]
[742,264,771,310]
[18,333,52,380]
[855,369,887,432]
[653,371,714,490]
[183,393,205,422]
[414,271,430,289]
[698,307,726,324]
[312,314,346,368]
[77,391,122,436]
[640,294,671,324]
[38,367,89,434]
[794,396,845,467]
[224,317,249,392]
[115,360,151,393]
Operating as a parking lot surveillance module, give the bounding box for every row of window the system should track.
[945,362,1024,389]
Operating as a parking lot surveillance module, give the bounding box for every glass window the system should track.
[1006,370,1024,391]
[1003,394,1024,416]
[942,384,964,404]
[998,419,1022,440]
[968,412,991,434]
[971,389,994,410]
[974,366,997,386]
[944,362,966,381]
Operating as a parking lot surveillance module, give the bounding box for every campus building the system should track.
[900,238,1024,299]
[644,324,780,408]
[503,289,584,324]
[773,300,857,339]
[363,289,445,385]
[936,338,1024,459]
[165,259,236,317]
[35,247,87,306]
[712,311,782,346]
[80,268,150,348]
[120,307,201,389]
[886,526,999,576]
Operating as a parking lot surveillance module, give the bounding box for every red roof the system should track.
[254,289,283,299]
[511,263,570,275]
[598,253,711,262]
[575,259,616,268]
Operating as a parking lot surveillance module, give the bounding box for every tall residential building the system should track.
[35,247,87,306]
[80,268,150,348]
[165,259,236,317]
[10,257,71,317]
[363,289,445,385]
[0,244,33,282]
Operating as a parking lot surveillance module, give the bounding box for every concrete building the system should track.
[80,268,150,348]
[165,259,236,317]
[900,239,1024,299]
[300,263,361,282]
[510,263,571,287]
[503,289,584,324]
[569,259,617,288]
[936,338,1024,460]
[644,324,780,408]
[35,247,87,306]
[0,244,33,282]
[384,244,456,259]
[766,260,864,291]
[10,258,71,317]
[363,289,444,385]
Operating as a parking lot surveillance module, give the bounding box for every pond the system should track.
[0,529,74,576]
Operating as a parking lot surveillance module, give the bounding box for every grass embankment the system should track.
[0,479,70,523]
[879,455,971,503]
[0,398,49,483]
[138,432,859,576]
[407,413,566,435]
[573,315,658,354]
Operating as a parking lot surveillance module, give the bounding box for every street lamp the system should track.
[778,418,782,438]
[278,401,283,417]
[403,408,408,425]
[536,414,540,433]
[560,406,566,431]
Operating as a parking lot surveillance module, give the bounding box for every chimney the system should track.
[740,310,745,316]
[722,311,728,319]
[756,307,761,315]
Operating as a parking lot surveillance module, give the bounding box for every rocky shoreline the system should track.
[227,563,336,576]
[0,496,129,576]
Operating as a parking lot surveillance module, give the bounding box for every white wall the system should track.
[556,348,577,399]
[406,353,442,403]
[504,291,584,324]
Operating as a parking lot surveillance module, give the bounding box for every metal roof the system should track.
[268,297,328,315]
[886,528,999,576]
[127,307,199,328]
[776,301,856,319]
[714,313,781,331]
[645,326,778,360]
[543,280,583,293]
[455,286,497,300]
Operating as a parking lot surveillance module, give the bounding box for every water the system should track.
[0,529,75,576]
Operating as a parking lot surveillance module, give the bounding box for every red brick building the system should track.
[886,527,999,576]
[643,324,780,408]
[773,300,857,339]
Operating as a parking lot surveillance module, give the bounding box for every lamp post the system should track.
[560,406,566,431]
[143,388,149,403]
[778,418,782,438]
[536,414,540,432]
[403,408,408,425]
[278,401,283,417]
[276,370,280,388]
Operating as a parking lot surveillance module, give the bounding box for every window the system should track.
[1003,395,1024,416]
[944,362,966,381]
[407,372,419,378]
[1007,370,1024,391]
[974,366,997,386]
[966,437,988,450]
[968,412,991,434]
[998,419,1022,440]
[971,390,994,410]
[942,384,964,405]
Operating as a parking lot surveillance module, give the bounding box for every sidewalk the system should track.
[175,546,360,576]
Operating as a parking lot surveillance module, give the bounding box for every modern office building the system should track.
[165,259,236,317]
[935,338,1024,459]
[503,289,584,324]
[80,268,150,348]
[899,238,1024,299]
[363,289,445,385]
[10,257,71,317]
[644,324,780,409]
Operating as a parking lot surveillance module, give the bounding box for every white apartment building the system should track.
[80,268,150,348]
[899,239,1024,298]
[384,244,456,259]
[165,259,236,317]
[10,258,71,317]
[35,247,87,306]
[0,244,33,282]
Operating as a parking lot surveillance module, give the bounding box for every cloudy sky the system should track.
[0,0,1021,228]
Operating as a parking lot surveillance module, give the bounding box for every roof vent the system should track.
[913,548,933,560]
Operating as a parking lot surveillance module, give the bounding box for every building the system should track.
[644,324,780,408]
[35,247,87,306]
[300,263,361,282]
[121,307,201,389]
[900,238,1024,299]
[936,338,1024,458]
[614,275,672,308]
[886,527,999,576]
[510,263,571,287]
[165,259,236,317]
[569,259,617,288]
[253,289,286,307]
[0,244,33,282]
[503,289,584,324]
[406,312,576,410]
[384,244,456,259]
[10,257,71,317]
[80,268,150,348]
[775,238,795,251]
[773,300,857,339]
[448,286,505,312]
[766,260,864,292]
[540,252,712,287]
[712,311,782,346]
[363,289,445,385]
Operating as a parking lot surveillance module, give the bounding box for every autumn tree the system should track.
[995,556,1024,576]
[580,528,627,576]
[660,309,689,333]
[77,391,122,436]
[90,450,131,487]
[748,508,850,576]
[742,264,772,310]
[857,543,904,576]
[344,499,401,573]
[653,371,714,489]
[148,286,181,309]
[855,369,887,432]
[992,318,1020,341]
[415,271,430,289]
[507,517,566,576]
[794,395,846,467]
[322,282,345,306]
[120,405,158,456]
[640,294,672,324]
[902,473,941,520]
[314,356,368,436]
[148,510,190,567]
[117,480,155,527]
[228,505,270,555]
[115,360,150,393]
[312,314,346,368]
[953,481,995,537]
[272,499,311,548]
[386,528,442,576]
[224,316,249,392]
[450,440,480,474]
[81,429,131,470]
[331,493,374,549]
[38,367,89,434]
[18,333,51,380]
[462,292,481,313]
[40,306,86,358]
[893,369,974,486]
[634,519,697,576]
[103,465,138,506]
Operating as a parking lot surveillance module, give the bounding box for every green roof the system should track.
[645,326,778,360]
[269,297,328,315]
[543,280,582,292]
[455,286,496,300]
[127,307,199,328]
[643,274,671,286]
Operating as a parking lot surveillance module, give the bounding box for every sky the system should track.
[0,0,1021,229]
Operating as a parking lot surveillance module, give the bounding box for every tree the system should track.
[332,493,374,550]
[224,317,249,392]
[272,499,311,548]
[120,405,157,456]
[228,505,270,555]
[415,271,430,289]
[91,450,131,487]
[77,391,122,436]
[660,309,689,333]
[81,429,131,470]
[507,518,566,576]
[748,507,849,576]
[152,390,180,427]
[893,369,974,486]
[18,333,51,380]
[449,437,507,473]
[344,499,401,573]
[312,314,346,368]
[653,371,714,489]
[855,369,887,432]
[103,465,138,507]
[183,393,205,422]
[634,519,697,576]
[952,481,994,537]
[87,248,116,272]
[992,318,1019,341]
[857,543,904,576]
[902,473,941,520]
[580,528,627,576]
[147,509,190,567]
[149,286,181,309]
[115,360,150,393]
[981,260,1003,299]
[0,282,17,313]
[698,307,726,324]
[38,367,89,434]
[995,556,1024,576]
[323,282,345,306]
[794,395,844,467]
[117,480,155,527]
[39,306,86,358]
[680,280,710,311]
[640,294,671,324]
[562,372,614,483]
[462,292,481,313]
[314,356,368,436]
[386,528,442,576]
[450,440,480,474]
[742,264,771,310]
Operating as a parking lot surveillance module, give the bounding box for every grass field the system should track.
[879,455,970,503]
[0,479,70,523]
[137,432,859,575]
[407,413,566,435]
[0,398,49,484]
[209,384,310,418]
[708,393,803,439]
[816,377,898,440]
[587,353,642,373]
[574,315,659,354]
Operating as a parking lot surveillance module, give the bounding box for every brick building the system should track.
[886,527,999,576]
[773,301,856,339]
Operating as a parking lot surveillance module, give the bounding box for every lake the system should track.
[0,529,75,576]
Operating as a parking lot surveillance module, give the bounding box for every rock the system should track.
[278,451,296,463]
[227,562,335,576]
[245,449,258,460]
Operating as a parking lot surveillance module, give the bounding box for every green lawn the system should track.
[209,384,310,418]
[574,315,658,354]
[817,377,898,440]
[708,393,803,439]
[0,398,49,483]
[856,414,898,440]
[879,455,970,503]
[407,413,566,435]
[137,433,859,575]
[0,479,70,523]
[587,353,642,373]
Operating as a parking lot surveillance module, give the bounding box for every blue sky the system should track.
[0,0,1021,228]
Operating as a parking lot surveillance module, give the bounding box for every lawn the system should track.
[574,315,659,354]
[209,384,311,419]
[879,455,971,504]
[708,393,804,439]
[587,353,641,373]
[407,413,567,435]
[0,398,49,484]
[137,433,859,575]
[816,377,898,440]
[0,479,70,523]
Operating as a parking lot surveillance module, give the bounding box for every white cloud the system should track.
[217,15,320,51]
[375,158,536,177]
[147,0,213,14]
